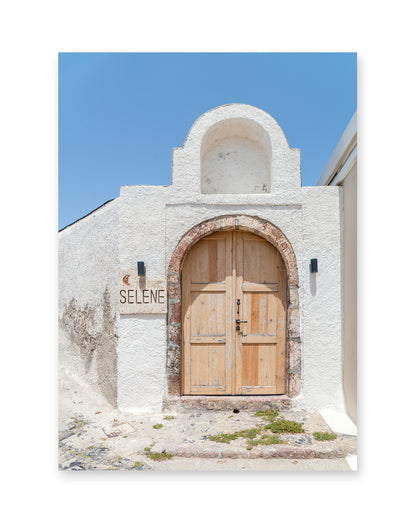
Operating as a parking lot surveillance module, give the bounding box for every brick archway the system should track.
[166,215,301,399]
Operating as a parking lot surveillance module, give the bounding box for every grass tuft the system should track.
[163,415,175,420]
[254,409,280,422]
[147,449,173,461]
[248,434,284,448]
[313,431,337,441]
[237,428,262,440]
[265,419,304,434]
[208,433,239,444]
[153,424,163,429]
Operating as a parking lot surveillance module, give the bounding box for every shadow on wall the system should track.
[310,272,317,297]
[59,287,118,407]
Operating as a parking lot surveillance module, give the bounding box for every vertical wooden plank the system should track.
[250,345,259,386]
[259,293,267,335]
[251,293,260,334]
[225,231,233,394]
[259,345,268,386]
[200,345,208,386]
[242,346,250,386]
[208,240,218,282]
[217,236,226,282]
[276,263,287,392]
[190,343,197,388]
[267,292,277,335]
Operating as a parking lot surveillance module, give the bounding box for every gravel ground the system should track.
[59,368,356,471]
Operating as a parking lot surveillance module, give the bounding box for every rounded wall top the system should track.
[172,103,301,198]
[183,103,291,151]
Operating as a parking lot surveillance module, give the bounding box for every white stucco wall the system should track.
[59,199,119,406]
[59,103,345,415]
[300,187,344,411]
[117,186,168,413]
[118,315,167,413]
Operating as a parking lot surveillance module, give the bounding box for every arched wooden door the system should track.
[182,230,286,395]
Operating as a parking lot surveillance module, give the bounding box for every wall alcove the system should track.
[200,118,272,194]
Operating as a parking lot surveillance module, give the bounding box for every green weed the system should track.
[208,433,239,444]
[237,428,262,440]
[248,434,284,448]
[265,419,304,434]
[313,431,337,441]
[254,409,280,422]
[147,449,173,461]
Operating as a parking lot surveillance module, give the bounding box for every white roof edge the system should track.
[317,111,357,186]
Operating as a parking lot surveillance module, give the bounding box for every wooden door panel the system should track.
[242,236,278,284]
[189,344,226,393]
[241,343,278,394]
[190,237,226,283]
[242,291,277,335]
[190,291,226,338]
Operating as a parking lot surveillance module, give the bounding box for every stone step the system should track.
[139,440,356,460]
[164,395,294,412]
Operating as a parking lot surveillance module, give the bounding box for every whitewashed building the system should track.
[59,103,349,416]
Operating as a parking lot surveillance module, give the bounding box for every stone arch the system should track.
[166,214,301,399]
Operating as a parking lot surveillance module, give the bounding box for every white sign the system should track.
[119,270,167,314]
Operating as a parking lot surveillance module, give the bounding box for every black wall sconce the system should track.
[310,258,318,273]
[137,261,146,276]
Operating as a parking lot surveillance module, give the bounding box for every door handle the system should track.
[236,319,248,324]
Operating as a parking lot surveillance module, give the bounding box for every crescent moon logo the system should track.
[122,274,130,285]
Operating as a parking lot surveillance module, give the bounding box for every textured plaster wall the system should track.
[118,315,167,414]
[117,186,168,412]
[300,187,344,411]
[59,200,119,406]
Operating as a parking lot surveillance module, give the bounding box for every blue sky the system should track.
[59,53,356,229]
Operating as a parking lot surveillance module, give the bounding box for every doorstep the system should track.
[163,395,294,412]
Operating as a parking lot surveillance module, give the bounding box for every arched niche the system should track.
[200,118,272,194]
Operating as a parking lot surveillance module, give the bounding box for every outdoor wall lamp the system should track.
[137,261,146,276]
[310,258,318,273]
